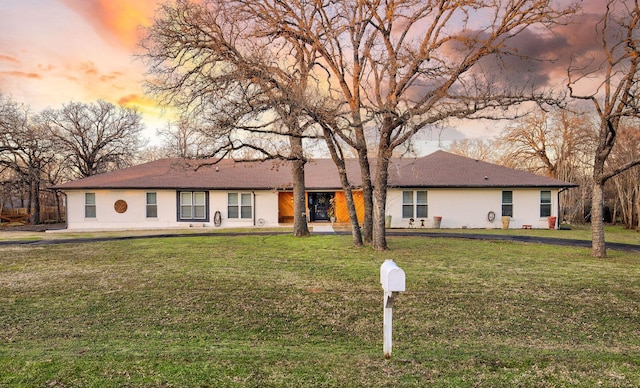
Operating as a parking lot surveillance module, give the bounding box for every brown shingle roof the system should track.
[55,158,297,190]
[55,150,576,191]
[388,150,576,188]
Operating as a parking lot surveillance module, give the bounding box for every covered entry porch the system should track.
[277,191,365,224]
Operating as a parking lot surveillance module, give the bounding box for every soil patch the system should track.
[0,223,67,233]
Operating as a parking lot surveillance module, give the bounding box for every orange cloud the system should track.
[80,61,99,76]
[58,0,159,49]
[0,71,41,79]
[100,74,117,82]
[117,93,162,113]
[117,93,177,122]
[118,93,142,106]
[0,55,19,63]
[38,64,56,72]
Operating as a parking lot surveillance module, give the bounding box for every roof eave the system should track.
[389,184,579,189]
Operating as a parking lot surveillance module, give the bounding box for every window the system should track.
[402,191,413,218]
[416,191,428,218]
[178,191,208,221]
[146,192,157,218]
[228,193,252,219]
[502,191,513,217]
[540,190,552,217]
[85,193,96,218]
[402,190,428,218]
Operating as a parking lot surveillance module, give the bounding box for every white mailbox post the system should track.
[380,259,405,359]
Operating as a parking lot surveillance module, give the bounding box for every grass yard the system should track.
[398,223,640,245]
[1,233,640,387]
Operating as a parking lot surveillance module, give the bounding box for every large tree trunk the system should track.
[337,162,364,247]
[55,190,64,223]
[592,140,608,258]
[372,150,392,251]
[357,149,374,244]
[32,178,41,224]
[590,118,616,258]
[591,180,606,258]
[322,127,363,246]
[291,158,310,237]
[351,111,372,244]
[290,136,310,237]
[372,181,389,250]
[636,186,640,230]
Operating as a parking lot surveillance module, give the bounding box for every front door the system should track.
[308,192,333,221]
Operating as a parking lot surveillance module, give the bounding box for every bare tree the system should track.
[0,95,16,155]
[40,154,71,223]
[245,0,577,249]
[0,98,57,223]
[141,0,576,248]
[41,100,144,178]
[135,145,170,164]
[608,123,640,229]
[499,109,594,177]
[568,0,640,257]
[141,0,332,237]
[157,118,214,158]
[447,138,502,163]
[496,108,595,224]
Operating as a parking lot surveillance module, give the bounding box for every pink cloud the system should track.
[0,54,19,63]
[38,64,56,72]
[99,72,124,82]
[0,71,42,79]
[79,61,99,76]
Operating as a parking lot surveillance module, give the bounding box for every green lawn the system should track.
[395,223,640,245]
[1,233,639,387]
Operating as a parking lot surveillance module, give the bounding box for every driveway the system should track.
[1,228,639,252]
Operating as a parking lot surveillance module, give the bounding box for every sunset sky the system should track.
[0,0,165,140]
[0,0,609,149]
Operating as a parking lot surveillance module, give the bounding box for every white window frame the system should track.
[502,191,513,217]
[402,190,428,219]
[146,192,158,218]
[228,193,253,219]
[84,192,96,219]
[178,191,208,221]
[540,190,552,217]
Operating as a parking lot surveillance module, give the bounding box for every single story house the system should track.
[54,150,577,231]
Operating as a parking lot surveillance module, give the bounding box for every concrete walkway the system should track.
[311,223,335,233]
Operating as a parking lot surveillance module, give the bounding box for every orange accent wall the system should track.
[278,192,294,222]
[334,191,364,223]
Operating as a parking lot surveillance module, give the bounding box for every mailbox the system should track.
[380,259,405,292]
[380,259,405,359]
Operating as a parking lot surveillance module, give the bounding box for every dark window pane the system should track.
[194,205,206,219]
[417,205,428,218]
[416,191,427,204]
[85,193,96,205]
[228,193,238,205]
[502,204,513,217]
[146,205,157,218]
[540,191,551,203]
[540,204,551,217]
[85,205,96,218]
